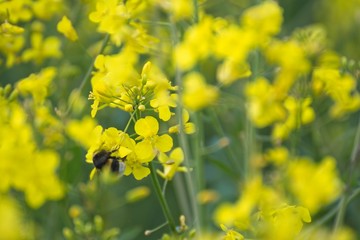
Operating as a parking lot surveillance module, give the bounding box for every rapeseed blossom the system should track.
[157,147,187,180]
[0,196,34,239]
[272,96,315,140]
[22,31,62,64]
[287,156,342,214]
[312,53,360,117]
[134,116,173,161]
[89,0,157,50]
[183,72,219,111]
[0,21,24,67]
[245,77,286,127]
[57,16,79,41]
[0,86,64,208]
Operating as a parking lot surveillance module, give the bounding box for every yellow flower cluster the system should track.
[214,176,311,240]
[0,1,64,67]
[88,0,157,51]
[0,86,64,208]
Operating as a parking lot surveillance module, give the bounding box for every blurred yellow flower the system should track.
[22,32,62,64]
[245,77,286,127]
[125,186,150,203]
[241,0,283,39]
[66,116,99,148]
[0,196,34,239]
[57,16,79,41]
[272,97,315,141]
[174,16,214,70]
[183,72,218,111]
[256,205,311,240]
[265,146,289,166]
[312,59,360,118]
[170,0,193,21]
[287,156,342,214]
[16,67,57,105]
[0,88,64,208]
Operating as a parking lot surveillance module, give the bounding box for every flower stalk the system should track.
[149,162,177,233]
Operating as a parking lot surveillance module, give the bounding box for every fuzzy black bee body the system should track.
[92,150,124,173]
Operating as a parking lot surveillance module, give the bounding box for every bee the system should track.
[92,149,125,174]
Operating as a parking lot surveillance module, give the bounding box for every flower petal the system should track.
[134,116,159,137]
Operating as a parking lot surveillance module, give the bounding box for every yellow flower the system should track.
[168,109,196,134]
[214,176,284,230]
[257,205,311,240]
[174,16,215,70]
[134,116,173,161]
[217,60,251,86]
[89,0,157,50]
[245,77,286,127]
[220,224,244,240]
[183,72,218,111]
[170,0,193,21]
[16,67,57,105]
[266,40,310,98]
[0,22,24,35]
[85,126,134,179]
[272,97,315,141]
[0,97,64,208]
[0,21,25,67]
[312,57,360,118]
[287,156,342,214]
[213,24,256,63]
[241,1,283,39]
[265,147,289,166]
[66,116,98,148]
[157,147,187,180]
[22,32,62,65]
[125,186,150,203]
[57,16,78,41]
[0,196,34,239]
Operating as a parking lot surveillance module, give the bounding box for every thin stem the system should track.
[208,107,243,178]
[170,12,199,231]
[162,179,168,195]
[149,162,177,233]
[333,113,360,232]
[65,34,110,115]
[123,110,137,134]
[193,112,205,229]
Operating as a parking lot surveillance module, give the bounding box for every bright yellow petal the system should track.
[134,116,159,137]
[135,141,155,162]
[156,134,173,153]
[158,105,171,121]
[133,165,151,180]
[170,147,184,162]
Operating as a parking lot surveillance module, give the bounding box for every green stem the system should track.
[65,34,110,115]
[208,107,243,178]
[333,113,360,232]
[123,110,137,134]
[193,112,205,229]
[170,11,199,232]
[149,162,177,233]
[192,0,199,24]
